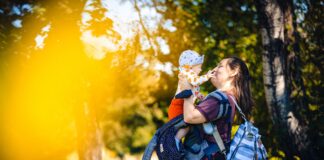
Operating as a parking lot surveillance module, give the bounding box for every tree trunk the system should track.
[41,1,103,159]
[255,0,318,159]
[75,102,103,160]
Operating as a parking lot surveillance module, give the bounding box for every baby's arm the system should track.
[181,70,211,86]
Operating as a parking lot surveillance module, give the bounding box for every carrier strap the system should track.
[212,124,227,155]
[204,90,230,156]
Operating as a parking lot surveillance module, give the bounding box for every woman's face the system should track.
[210,59,234,88]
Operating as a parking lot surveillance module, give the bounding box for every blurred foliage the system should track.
[0,0,322,159]
[294,0,324,157]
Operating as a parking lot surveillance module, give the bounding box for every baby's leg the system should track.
[175,89,193,99]
[174,127,190,151]
[175,127,190,140]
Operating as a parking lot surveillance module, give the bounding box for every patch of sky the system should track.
[296,13,305,23]
[174,1,180,6]
[156,37,170,55]
[42,24,51,32]
[135,54,145,66]
[9,4,33,28]
[140,6,161,31]
[12,19,22,28]
[163,19,177,32]
[35,23,51,49]
[227,21,234,27]
[80,0,164,59]
[101,0,138,40]
[80,0,132,59]
[192,1,199,6]
[240,5,248,11]
[11,5,21,15]
[84,3,95,11]
[35,35,46,49]
[155,2,167,12]
[81,12,92,26]
[140,36,151,51]
[154,62,173,75]
[293,0,309,13]
[82,30,121,60]
[85,0,94,7]
[293,0,308,23]
[101,0,162,46]
[22,4,32,13]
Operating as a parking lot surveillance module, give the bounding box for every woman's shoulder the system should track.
[196,97,221,121]
[199,96,220,106]
[196,92,234,122]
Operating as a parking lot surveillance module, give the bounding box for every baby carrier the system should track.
[142,90,233,160]
[142,114,187,160]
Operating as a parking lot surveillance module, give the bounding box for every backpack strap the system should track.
[228,95,247,122]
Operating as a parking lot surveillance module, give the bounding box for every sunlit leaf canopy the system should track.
[0,0,322,159]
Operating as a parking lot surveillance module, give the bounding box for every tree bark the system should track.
[75,102,103,160]
[255,0,319,159]
[41,1,103,159]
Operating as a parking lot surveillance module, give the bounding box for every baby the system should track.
[175,50,214,100]
[168,50,214,151]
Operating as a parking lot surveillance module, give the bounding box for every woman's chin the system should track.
[210,79,217,87]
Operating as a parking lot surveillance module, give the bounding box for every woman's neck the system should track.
[217,82,234,95]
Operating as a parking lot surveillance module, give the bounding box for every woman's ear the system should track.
[229,68,239,77]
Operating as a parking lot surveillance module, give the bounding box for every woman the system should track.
[179,56,254,159]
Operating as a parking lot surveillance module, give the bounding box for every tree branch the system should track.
[133,0,158,57]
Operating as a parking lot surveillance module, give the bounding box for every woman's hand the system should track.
[197,93,205,101]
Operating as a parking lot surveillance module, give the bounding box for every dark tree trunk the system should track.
[40,1,103,159]
[255,0,319,159]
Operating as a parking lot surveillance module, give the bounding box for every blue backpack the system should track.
[226,96,268,160]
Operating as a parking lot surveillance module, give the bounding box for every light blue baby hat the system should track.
[179,50,204,67]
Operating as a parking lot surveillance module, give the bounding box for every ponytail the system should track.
[227,56,254,117]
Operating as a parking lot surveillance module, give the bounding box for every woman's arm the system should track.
[179,73,208,124]
[183,96,207,124]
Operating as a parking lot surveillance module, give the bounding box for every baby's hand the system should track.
[207,70,215,79]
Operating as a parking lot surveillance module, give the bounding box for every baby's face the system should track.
[191,64,202,74]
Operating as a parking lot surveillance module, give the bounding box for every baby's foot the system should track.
[175,127,190,140]
[175,90,193,99]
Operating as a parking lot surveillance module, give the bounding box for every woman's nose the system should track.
[212,69,217,75]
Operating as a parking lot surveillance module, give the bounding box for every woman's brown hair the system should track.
[227,56,254,117]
